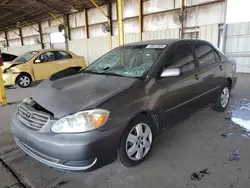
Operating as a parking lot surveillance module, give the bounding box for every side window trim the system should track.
[192,42,219,67]
[157,42,198,78]
[162,43,197,69]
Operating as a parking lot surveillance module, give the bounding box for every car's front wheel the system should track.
[16,73,32,88]
[214,84,231,112]
[117,114,155,167]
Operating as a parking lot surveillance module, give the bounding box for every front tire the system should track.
[16,73,32,88]
[214,84,230,112]
[117,114,155,167]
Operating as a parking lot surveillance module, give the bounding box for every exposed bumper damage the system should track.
[2,73,19,86]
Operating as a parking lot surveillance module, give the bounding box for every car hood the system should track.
[32,73,141,118]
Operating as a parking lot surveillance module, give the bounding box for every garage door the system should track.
[225,22,250,73]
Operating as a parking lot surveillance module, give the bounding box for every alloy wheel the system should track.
[19,76,30,87]
[220,87,230,108]
[125,123,153,161]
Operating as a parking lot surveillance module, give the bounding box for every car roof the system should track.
[123,39,210,46]
[38,49,70,53]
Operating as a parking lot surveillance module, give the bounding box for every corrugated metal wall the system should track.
[142,29,180,40]
[69,39,88,58]
[69,29,181,64]
[225,22,250,73]
[3,44,41,56]
[199,24,219,46]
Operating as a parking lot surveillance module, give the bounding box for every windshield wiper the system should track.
[84,70,141,79]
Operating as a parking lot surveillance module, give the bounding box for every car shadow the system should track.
[5,81,42,90]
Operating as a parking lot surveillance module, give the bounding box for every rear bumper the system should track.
[11,113,126,171]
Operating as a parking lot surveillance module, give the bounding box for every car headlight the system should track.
[51,109,110,133]
[3,68,12,73]
[23,98,32,104]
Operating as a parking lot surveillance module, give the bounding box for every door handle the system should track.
[194,74,200,80]
[219,65,223,71]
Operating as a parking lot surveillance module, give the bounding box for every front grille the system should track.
[18,104,50,130]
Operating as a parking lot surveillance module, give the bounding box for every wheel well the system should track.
[141,111,160,134]
[226,78,232,90]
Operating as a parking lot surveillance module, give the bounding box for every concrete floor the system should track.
[0,74,250,188]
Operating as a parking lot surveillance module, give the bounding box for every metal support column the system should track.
[108,2,113,36]
[38,22,45,49]
[139,0,143,41]
[19,28,24,46]
[180,0,184,39]
[117,0,124,45]
[222,0,228,52]
[4,31,9,47]
[90,0,112,50]
[50,13,70,50]
[84,9,90,65]
[65,14,71,41]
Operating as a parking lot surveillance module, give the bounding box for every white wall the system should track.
[185,2,225,27]
[199,24,219,46]
[69,29,180,64]
[2,44,41,56]
[225,22,250,73]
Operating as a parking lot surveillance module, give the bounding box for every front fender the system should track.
[98,80,163,131]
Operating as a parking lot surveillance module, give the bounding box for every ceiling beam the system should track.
[0,4,30,7]
[0,1,37,20]
[35,0,65,14]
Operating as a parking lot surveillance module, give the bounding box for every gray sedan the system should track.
[11,39,237,171]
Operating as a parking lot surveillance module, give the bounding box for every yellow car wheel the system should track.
[16,73,32,88]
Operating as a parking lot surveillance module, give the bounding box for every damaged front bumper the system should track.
[2,72,19,86]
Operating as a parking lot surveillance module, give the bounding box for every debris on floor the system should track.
[230,99,250,130]
[241,130,250,139]
[190,168,211,181]
[221,132,233,138]
[228,151,240,161]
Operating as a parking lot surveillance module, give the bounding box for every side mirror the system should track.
[34,59,41,63]
[161,68,181,78]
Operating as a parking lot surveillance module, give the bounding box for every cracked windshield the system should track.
[85,45,165,77]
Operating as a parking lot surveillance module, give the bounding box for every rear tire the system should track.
[16,73,32,88]
[117,114,155,167]
[214,84,230,112]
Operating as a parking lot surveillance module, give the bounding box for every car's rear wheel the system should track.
[16,73,32,88]
[117,114,155,167]
[214,84,230,112]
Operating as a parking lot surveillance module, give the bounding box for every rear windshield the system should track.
[13,51,39,63]
[86,45,166,78]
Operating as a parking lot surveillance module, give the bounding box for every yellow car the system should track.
[1,49,87,88]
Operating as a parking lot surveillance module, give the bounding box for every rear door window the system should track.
[194,44,220,66]
[164,44,196,73]
[54,51,72,60]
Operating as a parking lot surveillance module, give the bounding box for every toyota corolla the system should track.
[11,39,237,171]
